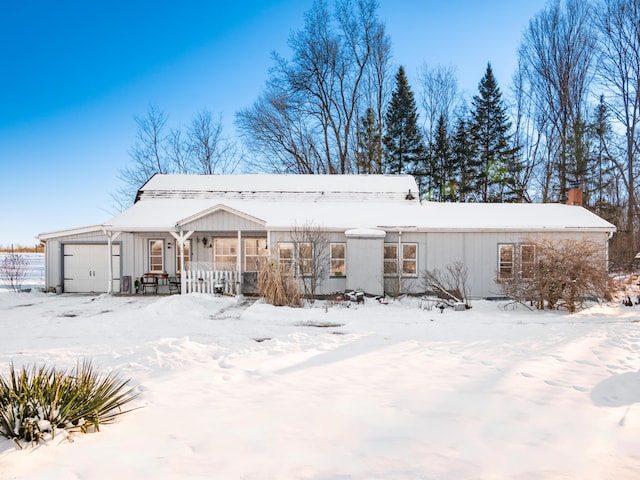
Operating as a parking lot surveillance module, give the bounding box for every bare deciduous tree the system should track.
[417,64,459,198]
[291,222,330,302]
[187,109,242,175]
[114,104,170,210]
[594,0,640,264]
[115,105,242,209]
[237,0,388,174]
[518,0,596,201]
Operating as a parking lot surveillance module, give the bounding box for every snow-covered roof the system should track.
[38,224,105,241]
[103,197,615,233]
[417,202,616,232]
[39,175,616,239]
[136,174,419,202]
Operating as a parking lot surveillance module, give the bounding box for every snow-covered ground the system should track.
[1,255,640,479]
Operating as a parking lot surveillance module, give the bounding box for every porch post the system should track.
[237,230,242,295]
[104,230,121,295]
[170,230,194,295]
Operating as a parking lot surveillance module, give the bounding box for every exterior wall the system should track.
[42,218,612,299]
[346,237,384,296]
[417,230,612,299]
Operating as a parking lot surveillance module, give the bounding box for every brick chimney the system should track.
[567,187,583,206]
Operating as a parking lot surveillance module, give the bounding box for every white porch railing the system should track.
[184,270,237,295]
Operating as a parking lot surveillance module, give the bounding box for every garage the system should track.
[63,244,120,293]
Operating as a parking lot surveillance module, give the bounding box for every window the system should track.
[278,242,294,274]
[520,244,535,279]
[498,244,514,281]
[149,239,164,272]
[330,243,346,276]
[244,238,267,272]
[214,238,237,271]
[298,242,314,276]
[175,239,191,273]
[402,243,417,276]
[384,243,418,276]
[384,243,398,275]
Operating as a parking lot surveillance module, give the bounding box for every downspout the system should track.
[397,230,402,294]
[237,230,242,295]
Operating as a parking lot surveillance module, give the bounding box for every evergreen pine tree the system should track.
[356,107,383,174]
[469,63,518,202]
[590,95,617,218]
[566,114,591,197]
[383,66,426,188]
[431,114,456,201]
[451,116,474,202]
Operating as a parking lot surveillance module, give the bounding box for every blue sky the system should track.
[0,0,547,247]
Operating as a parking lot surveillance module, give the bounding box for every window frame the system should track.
[277,242,295,275]
[384,242,418,276]
[244,238,268,273]
[520,244,535,279]
[148,239,164,272]
[384,243,398,276]
[298,242,314,277]
[498,243,515,281]
[330,242,346,277]
[402,243,418,277]
[213,238,238,271]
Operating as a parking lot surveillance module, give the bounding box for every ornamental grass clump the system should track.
[0,361,141,448]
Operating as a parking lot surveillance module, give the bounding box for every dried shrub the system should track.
[422,261,470,307]
[258,257,302,307]
[500,237,617,312]
[0,253,29,292]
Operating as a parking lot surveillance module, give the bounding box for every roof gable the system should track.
[177,204,266,228]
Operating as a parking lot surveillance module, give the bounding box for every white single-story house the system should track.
[38,174,616,299]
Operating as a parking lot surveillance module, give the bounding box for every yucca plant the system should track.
[0,360,141,448]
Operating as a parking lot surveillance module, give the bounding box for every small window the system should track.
[520,244,535,279]
[384,243,417,276]
[298,242,314,276]
[330,243,346,276]
[176,239,191,273]
[214,238,237,271]
[402,243,417,276]
[498,244,514,281]
[244,238,268,272]
[384,243,398,275]
[149,239,164,272]
[278,242,294,275]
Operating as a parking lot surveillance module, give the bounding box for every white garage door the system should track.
[63,244,120,293]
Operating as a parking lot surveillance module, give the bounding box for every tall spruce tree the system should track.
[356,107,383,173]
[383,66,426,187]
[431,114,456,201]
[451,116,474,202]
[470,63,518,202]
